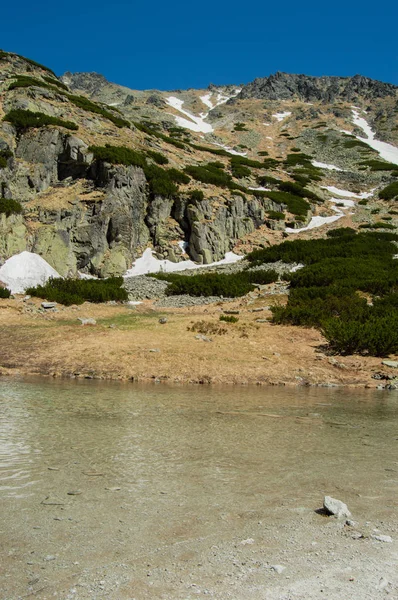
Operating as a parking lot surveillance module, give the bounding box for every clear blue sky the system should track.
[2,0,397,90]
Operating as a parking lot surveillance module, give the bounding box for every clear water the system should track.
[1,378,397,598]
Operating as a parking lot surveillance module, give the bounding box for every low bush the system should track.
[66,94,130,128]
[0,149,12,169]
[322,315,398,356]
[26,277,128,306]
[360,160,398,172]
[266,191,310,217]
[231,163,251,179]
[188,190,204,202]
[3,109,78,132]
[379,181,398,200]
[152,269,278,298]
[220,314,239,323]
[267,211,285,220]
[327,227,356,237]
[185,163,233,188]
[0,287,11,298]
[257,175,280,186]
[167,168,190,184]
[43,76,69,91]
[8,75,52,91]
[0,198,23,216]
[278,181,321,202]
[146,150,169,165]
[89,144,146,168]
[234,122,248,131]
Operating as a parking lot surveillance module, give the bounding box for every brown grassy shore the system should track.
[0,295,392,388]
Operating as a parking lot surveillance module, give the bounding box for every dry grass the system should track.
[0,296,386,388]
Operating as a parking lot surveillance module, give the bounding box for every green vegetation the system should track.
[3,109,78,132]
[43,76,69,91]
[231,156,264,169]
[258,151,269,156]
[146,150,169,165]
[89,145,179,197]
[234,122,248,131]
[185,162,234,188]
[231,163,251,178]
[0,287,11,298]
[327,227,356,238]
[8,75,51,91]
[151,269,278,298]
[358,222,395,230]
[65,94,129,128]
[257,175,280,186]
[379,181,398,200]
[266,191,310,217]
[360,160,398,172]
[26,277,128,306]
[188,190,204,202]
[0,198,23,216]
[167,168,190,185]
[267,211,285,220]
[278,181,322,202]
[16,53,56,75]
[247,231,398,356]
[0,149,12,169]
[133,121,186,149]
[220,314,239,323]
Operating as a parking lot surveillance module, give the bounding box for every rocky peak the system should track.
[61,71,109,95]
[239,72,398,102]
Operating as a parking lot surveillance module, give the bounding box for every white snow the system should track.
[211,142,247,156]
[0,251,61,294]
[166,96,214,134]
[272,112,292,122]
[351,109,398,166]
[322,186,374,200]
[312,161,343,172]
[78,271,98,280]
[167,89,241,135]
[249,186,271,192]
[124,248,243,277]
[285,196,355,234]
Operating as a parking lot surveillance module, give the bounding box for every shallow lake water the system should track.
[0,378,397,599]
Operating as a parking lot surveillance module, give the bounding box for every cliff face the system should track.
[1,51,398,277]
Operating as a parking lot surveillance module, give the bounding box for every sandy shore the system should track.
[0,295,394,388]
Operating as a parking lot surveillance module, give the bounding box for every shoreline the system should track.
[0,295,395,390]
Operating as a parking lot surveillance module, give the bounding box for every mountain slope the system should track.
[1,49,398,279]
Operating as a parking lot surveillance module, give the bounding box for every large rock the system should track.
[323,496,351,519]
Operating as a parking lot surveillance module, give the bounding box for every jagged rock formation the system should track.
[239,72,398,102]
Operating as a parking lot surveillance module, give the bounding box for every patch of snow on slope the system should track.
[167,89,241,135]
[323,186,374,199]
[0,251,61,294]
[272,112,291,122]
[312,161,343,172]
[351,109,398,166]
[249,186,271,192]
[124,248,242,277]
[212,142,247,157]
[286,196,355,234]
[166,96,214,133]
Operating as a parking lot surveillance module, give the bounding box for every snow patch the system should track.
[0,251,61,294]
[124,248,243,277]
[323,186,374,199]
[285,196,354,234]
[351,109,398,165]
[312,161,343,172]
[272,112,291,122]
[249,186,271,192]
[212,142,247,156]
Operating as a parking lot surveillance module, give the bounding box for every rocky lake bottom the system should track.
[0,378,397,599]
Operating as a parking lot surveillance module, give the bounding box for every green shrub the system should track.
[278,181,321,202]
[231,156,264,169]
[89,144,146,168]
[3,109,78,132]
[360,160,398,172]
[0,149,12,169]
[26,276,128,306]
[257,175,280,186]
[8,75,52,91]
[267,211,285,220]
[358,199,368,205]
[258,151,269,156]
[146,150,169,165]
[220,314,239,323]
[0,198,23,216]
[234,122,248,131]
[43,76,69,91]
[167,168,190,184]
[185,163,233,188]
[151,269,278,298]
[15,54,56,75]
[379,181,398,200]
[188,190,204,202]
[0,287,11,298]
[231,163,251,178]
[322,315,398,356]
[66,94,130,128]
[327,227,356,237]
[266,191,310,216]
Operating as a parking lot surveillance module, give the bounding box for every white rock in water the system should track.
[323,496,351,518]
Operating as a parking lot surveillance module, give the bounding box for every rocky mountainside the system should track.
[0,50,398,278]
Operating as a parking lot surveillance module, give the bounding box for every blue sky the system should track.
[1,0,397,90]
